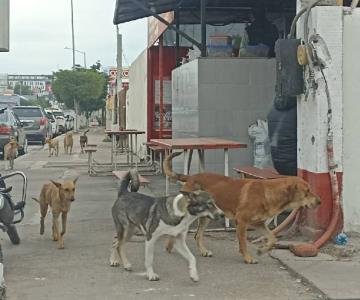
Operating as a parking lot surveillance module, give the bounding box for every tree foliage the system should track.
[52,67,106,118]
[12,83,32,95]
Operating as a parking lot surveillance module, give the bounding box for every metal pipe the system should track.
[175,9,180,66]
[128,0,201,48]
[200,0,207,57]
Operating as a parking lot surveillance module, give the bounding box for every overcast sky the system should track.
[0,0,147,74]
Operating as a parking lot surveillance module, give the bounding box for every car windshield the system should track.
[52,111,64,117]
[12,107,42,118]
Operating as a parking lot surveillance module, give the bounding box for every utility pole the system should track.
[114,26,122,130]
[70,0,78,132]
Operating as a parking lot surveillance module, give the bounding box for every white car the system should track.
[45,111,58,137]
[45,109,66,134]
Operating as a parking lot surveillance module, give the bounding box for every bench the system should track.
[233,166,285,179]
[112,171,151,187]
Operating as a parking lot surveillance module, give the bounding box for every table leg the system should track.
[224,148,230,229]
[135,134,138,169]
[183,150,189,175]
[111,134,115,166]
[130,134,133,166]
[187,150,193,174]
[165,149,170,196]
[198,149,205,172]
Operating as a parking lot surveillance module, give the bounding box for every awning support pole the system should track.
[128,0,202,48]
[200,0,207,57]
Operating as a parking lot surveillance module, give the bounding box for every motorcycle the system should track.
[0,171,27,299]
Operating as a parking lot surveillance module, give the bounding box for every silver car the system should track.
[11,106,51,145]
[0,108,28,157]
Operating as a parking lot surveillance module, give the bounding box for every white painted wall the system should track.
[343,8,360,232]
[297,7,343,173]
[126,50,148,151]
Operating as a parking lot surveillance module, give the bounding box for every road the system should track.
[0,131,323,300]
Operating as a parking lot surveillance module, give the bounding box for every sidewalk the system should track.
[5,127,360,299]
[270,233,360,300]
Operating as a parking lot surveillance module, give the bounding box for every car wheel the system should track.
[18,138,28,156]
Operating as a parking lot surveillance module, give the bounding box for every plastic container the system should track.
[208,35,232,46]
[207,45,233,57]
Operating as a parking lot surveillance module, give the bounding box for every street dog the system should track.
[64,131,73,154]
[109,169,222,282]
[45,137,59,157]
[79,129,89,153]
[32,177,78,249]
[4,138,19,170]
[164,152,321,264]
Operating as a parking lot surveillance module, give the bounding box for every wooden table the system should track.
[151,137,247,216]
[105,129,145,168]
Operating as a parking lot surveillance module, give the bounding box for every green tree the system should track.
[52,68,106,122]
[13,83,32,95]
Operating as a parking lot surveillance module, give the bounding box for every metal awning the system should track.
[113,0,296,25]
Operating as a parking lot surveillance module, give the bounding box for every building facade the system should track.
[7,74,53,96]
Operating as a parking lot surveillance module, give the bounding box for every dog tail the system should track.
[118,169,140,196]
[163,152,190,182]
[32,197,40,204]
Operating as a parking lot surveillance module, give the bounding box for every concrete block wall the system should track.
[343,8,360,232]
[127,50,148,151]
[172,58,275,175]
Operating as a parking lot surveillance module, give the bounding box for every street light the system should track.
[64,47,87,68]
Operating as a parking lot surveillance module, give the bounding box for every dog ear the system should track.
[73,177,79,185]
[51,180,62,189]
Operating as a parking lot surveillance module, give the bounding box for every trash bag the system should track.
[248,120,273,169]
[267,103,297,176]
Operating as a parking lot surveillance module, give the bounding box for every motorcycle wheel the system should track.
[7,224,20,245]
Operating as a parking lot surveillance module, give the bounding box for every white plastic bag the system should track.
[248,120,273,169]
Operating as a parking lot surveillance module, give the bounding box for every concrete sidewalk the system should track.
[1,127,358,299]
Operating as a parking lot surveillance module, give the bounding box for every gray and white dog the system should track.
[109,169,222,282]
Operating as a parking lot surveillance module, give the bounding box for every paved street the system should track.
[0,129,322,300]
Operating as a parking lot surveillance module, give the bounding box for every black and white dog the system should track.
[109,169,222,282]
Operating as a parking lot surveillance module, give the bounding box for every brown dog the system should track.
[79,129,89,153]
[64,132,73,154]
[45,138,59,157]
[164,152,321,264]
[4,138,19,170]
[32,177,78,249]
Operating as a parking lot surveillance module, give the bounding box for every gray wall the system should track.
[172,57,276,175]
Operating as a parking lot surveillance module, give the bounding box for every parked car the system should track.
[0,108,28,157]
[45,109,66,134]
[65,114,74,131]
[45,111,58,138]
[11,106,51,145]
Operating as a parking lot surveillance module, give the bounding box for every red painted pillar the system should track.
[159,35,164,139]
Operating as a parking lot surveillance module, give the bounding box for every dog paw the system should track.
[190,270,199,282]
[109,260,120,267]
[147,272,160,281]
[124,263,132,271]
[200,250,213,257]
[244,256,258,264]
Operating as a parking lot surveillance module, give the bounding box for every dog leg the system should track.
[145,237,160,281]
[257,223,277,255]
[59,213,67,249]
[174,233,199,282]
[109,236,121,267]
[194,217,213,257]
[40,202,48,235]
[52,214,60,245]
[10,158,14,170]
[236,219,258,264]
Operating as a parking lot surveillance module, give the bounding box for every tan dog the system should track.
[64,132,73,154]
[32,177,78,249]
[4,138,19,170]
[45,138,59,157]
[164,152,321,264]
